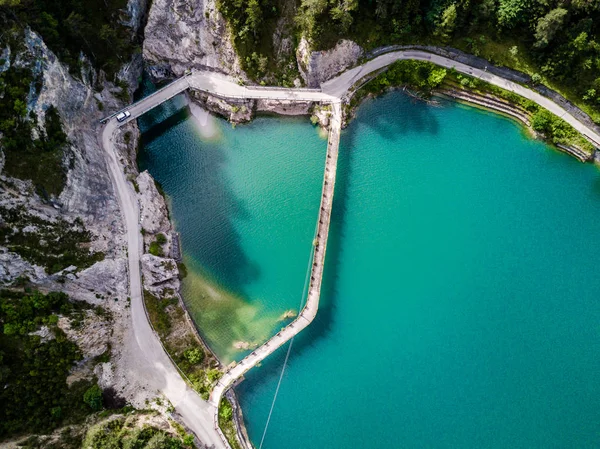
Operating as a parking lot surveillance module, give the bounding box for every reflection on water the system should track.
[187,95,222,142]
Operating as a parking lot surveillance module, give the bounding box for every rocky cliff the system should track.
[296,38,363,88]
[143,0,242,80]
[0,4,166,411]
[0,28,128,288]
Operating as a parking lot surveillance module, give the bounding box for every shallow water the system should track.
[137,82,326,362]
[139,88,600,448]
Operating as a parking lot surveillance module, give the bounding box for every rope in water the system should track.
[258,220,318,449]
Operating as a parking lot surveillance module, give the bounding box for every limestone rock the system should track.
[137,171,171,235]
[143,0,242,80]
[141,254,180,295]
[296,38,363,88]
[189,90,254,123]
[256,99,314,116]
[0,249,46,283]
[30,325,54,343]
[127,0,150,32]
[59,313,111,360]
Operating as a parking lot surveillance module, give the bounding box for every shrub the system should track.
[156,233,167,245]
[149,241,163,257]
[83,384,103,411]
[184,347,205,365]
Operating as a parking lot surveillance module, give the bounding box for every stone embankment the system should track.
[439,89,593,162]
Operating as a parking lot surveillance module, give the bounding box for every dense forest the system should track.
[0,290,110,439]
[218,0,600,119]
[0,0,135,78]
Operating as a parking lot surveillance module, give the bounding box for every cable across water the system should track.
[258,220,318,449]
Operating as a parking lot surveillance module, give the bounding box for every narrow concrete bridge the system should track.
[210,101,342,407]
[101,49,600,449]
[102,71,337,125]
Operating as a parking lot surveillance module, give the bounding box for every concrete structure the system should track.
[210,101,342,407]
[100,50,600,449]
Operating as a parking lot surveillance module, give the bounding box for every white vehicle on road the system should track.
[116,110,131,122]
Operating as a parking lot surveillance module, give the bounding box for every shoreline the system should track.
[344,84,596,164]
[128,51,600,448]
[436,89,593,163]
[165,85,595,449]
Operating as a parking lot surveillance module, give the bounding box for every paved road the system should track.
[100,121,227,449]
[110,72,337,125]
[321,50,600,147]
[101,48,600,448]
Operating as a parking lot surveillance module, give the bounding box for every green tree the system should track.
[534,8,568,48]
[184,347,205,365]
[296,0,329,40]
[497,0,529,29]
[83,384,103,411]
[182,434,195,447]
[434,4,457,42]
[245,0,262,36]
[572,31,588,51]
[427,68,447,88]
[330,0,358,33]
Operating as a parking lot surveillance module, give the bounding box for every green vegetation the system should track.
[0,206,104,274]
[82,417,194,449]
[149,233,167,256]
[444,70,596,152]
[0,0,136,79]
[218,398,242,449]
[83,384,104,411]
[348,60,448,113]
[142,290,221,400]
[351,60,594,153]
[0,290,102,438]
[217,0,293,80]
[143,289,178,337]
[363,60,448,95]
[218,0,600,121]
[0,63,68,196]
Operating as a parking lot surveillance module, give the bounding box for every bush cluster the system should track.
[0,65,68,196]
[0,290,101,437]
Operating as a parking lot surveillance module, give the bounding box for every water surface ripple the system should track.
[139,90,600,448]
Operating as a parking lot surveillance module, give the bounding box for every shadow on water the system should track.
[136,75,260,297]
[354,91,441,141]
[140,106,190,144]
[177,144,260,291]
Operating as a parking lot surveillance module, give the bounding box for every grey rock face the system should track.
[0,28,141,290]
[296,38,363,88]
[143,0,242,80]
[138,171,171,236]
[141,253,180,296]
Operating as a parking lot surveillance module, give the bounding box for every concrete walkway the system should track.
[100,49,600,448]
[210,101,342,407]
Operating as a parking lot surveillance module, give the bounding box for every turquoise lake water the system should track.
[138,89,600,448]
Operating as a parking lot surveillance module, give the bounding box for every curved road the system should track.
[100,49,599,448]
[321,50,600,146]
[100,121,227,448]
